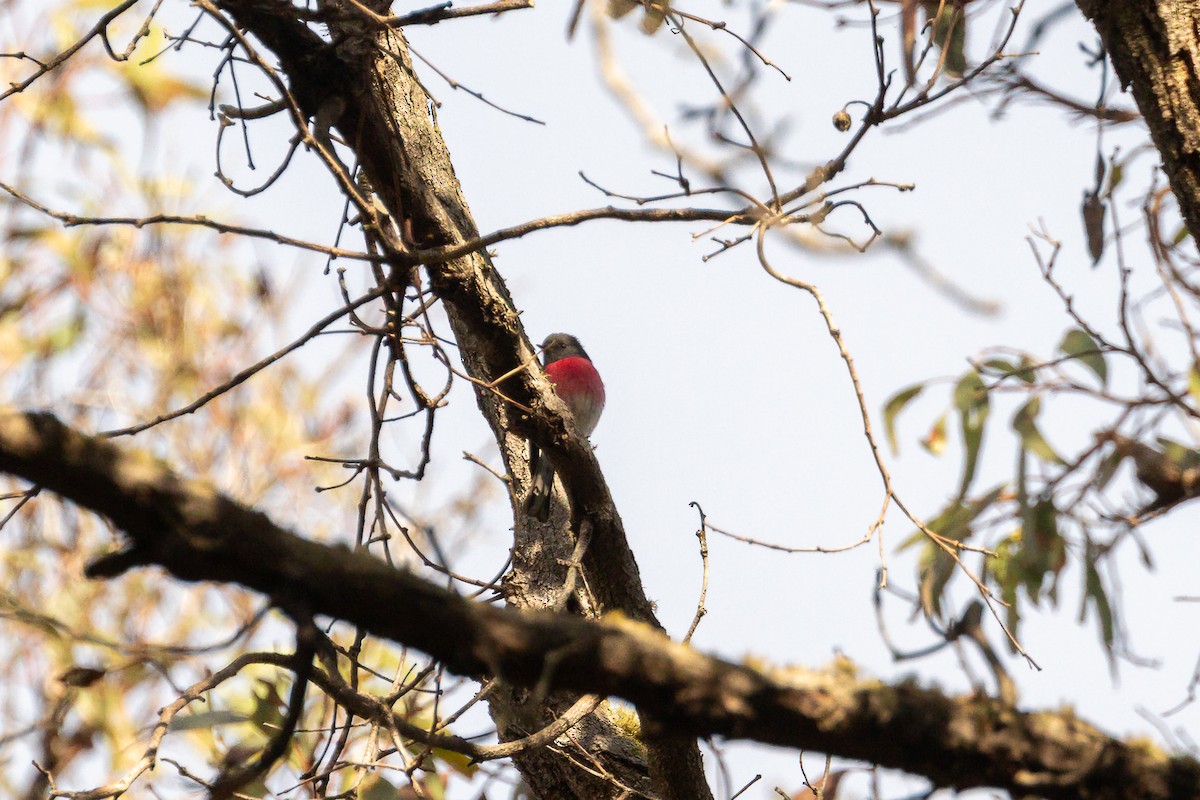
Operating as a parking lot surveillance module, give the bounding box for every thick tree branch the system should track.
[0,408,1198,800]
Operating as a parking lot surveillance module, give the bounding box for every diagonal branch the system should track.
[201,3,695,792]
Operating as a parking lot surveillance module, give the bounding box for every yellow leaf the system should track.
[123,58,208,112]
[921,414,947,456]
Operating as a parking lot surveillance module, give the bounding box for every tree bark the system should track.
[1,407,1198,800]
[208,3,710,797]
[1077,0,1200,246]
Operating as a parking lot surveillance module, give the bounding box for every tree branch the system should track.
[0,408,1197,800]
[210,2,709,793]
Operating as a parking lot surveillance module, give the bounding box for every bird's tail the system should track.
[525,446,556,521]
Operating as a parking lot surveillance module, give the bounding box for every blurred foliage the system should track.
[0,2,478,797]
[606,0,668,35]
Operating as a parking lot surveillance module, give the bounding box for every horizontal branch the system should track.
[0,408,1196,800]
[0,178,806,271]
[0,180,380,262]
[411,204,775,266]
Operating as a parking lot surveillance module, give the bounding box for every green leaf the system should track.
[424,774,447,800]
[359,775,403,800]
[953,370,990,497]
[963,483,1007,523]
[40,311,85,355]
[907,485,1005,619]
[926,3,967,76]
[990,531,1024,652]
[1082,192,1106,265]
[433,746,480,777]
[918,544,955,621]
[1010,454,1064,608]
[1093,447,1124,492]
[980,356,1037,384]
[1189,365,1200,410]
[1081,544,1116,664]
[898,484,1005,553]
[169,710,248,732]
[1015,445,1031,532]
[1157,437,1200,470]
[1016,497,1066,605]
[250,678,286,730]
[1012,396,1066,465]
[1058,328,1107,387]
[953,369,986,412]
[883,383,925,455]
[1014,355,1038,384]
[979,358,1015,376]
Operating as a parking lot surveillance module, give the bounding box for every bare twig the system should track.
[387,0,534,27]
[683,502,710,644]
[103,286,389,437]
[406,44,545,125]
[0,180,380,262]
[0,0,141,102]
[553,520,595,612]
[754,227,1037,667]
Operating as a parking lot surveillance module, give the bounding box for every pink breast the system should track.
[545,356,606,435]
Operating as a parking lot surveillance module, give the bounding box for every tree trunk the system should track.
[211,3,713,797]
[1078,0,1200,247]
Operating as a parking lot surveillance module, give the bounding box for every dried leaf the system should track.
[1082,191,1106,265]
[921,413,948,456]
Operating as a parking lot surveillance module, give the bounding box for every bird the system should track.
[526,333,606,521]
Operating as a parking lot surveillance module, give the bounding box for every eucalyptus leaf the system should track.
[953,370,990,497]
[1058,328,1107,387]
[883,383,925,455]
[168,710,248,732]
[1013,397,1067,465]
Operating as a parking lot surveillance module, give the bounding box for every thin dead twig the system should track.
[683,502,711,644]
[103,286,389,437]
[754,227,1038,667]
[0,180,379,261]
[344,0,533,27]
